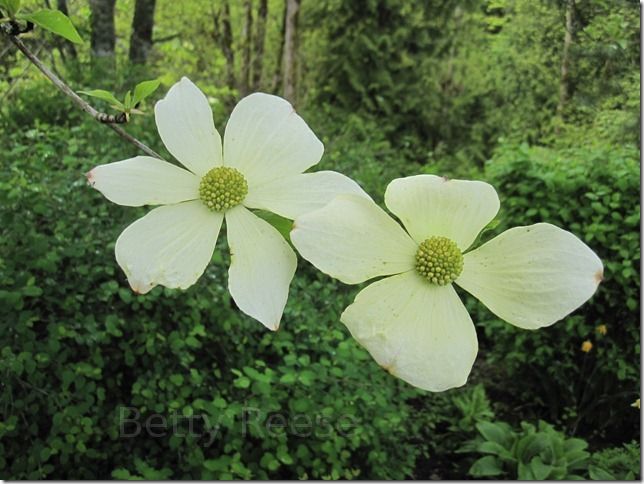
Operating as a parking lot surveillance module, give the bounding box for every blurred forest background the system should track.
[0,0,640,479]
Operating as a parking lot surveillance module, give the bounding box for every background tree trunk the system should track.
[270,0,287,93]
[129,0,156,64]
[239,0,253,96]
[213,0,236,90]
[89,0,116,73]
[89,0,116,58]
[252,0,268,90]
[557,0,575,117]
[282,0,300,104]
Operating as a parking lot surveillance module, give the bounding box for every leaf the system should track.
[587,465,614,480]
[566,450,590,470]
[0,0,21,17]
[254,210,293,242]
[469,456,504,477]
[132,79,161,106]
[517,461,535,480]
[476,421,512,446]
[564,438,588,454]
[123,90,132,110]
[111,469,134,479]
[78,89,123,109]
[516,433,548,463]
[19,9,82,44]
[529,456,553,480]
[478,441,514,461]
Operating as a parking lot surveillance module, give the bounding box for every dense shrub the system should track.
[0,123,442,479]
[0,86,638,479]
[475,143,640,443]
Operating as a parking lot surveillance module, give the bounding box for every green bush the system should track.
[476,143,640,442]
[0,122,440,479]
[465,420,591,479]
[589,441,641,480]
[465,421,641,480]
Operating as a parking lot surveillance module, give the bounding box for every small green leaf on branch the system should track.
[18,9,82,43]
[78,89,125,111]
[132,79,161,106]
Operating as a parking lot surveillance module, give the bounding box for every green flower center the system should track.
[415,236,463,285]
[199,167,248,212]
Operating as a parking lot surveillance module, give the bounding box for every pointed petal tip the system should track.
[130,282,152,295]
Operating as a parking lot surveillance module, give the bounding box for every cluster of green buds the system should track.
[415,236,464,285]
[199,167,249,212]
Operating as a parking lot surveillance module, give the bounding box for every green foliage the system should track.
[0,123,434,479]
[466,420,591,479]
[19,9,82,44]
[588,442,641,480]
[132,79,161,106]
[451,384,495,433]
[304,0,639,163]
[78,89,123,108]
[0,0,21,18]
[79,79,159,116]
[0,0,640,479]
[478,142,640,441]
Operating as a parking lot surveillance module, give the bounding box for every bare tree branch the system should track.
[1,28,162,159]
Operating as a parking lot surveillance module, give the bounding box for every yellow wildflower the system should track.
[596,324,607,335]
[581,340,593,353]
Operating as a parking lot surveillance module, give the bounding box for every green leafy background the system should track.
[0,0,639,479]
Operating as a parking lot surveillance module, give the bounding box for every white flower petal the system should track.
[87,156,200,206]
[341,271,478,392]
[385,175,500,250]
[226,205,297,330]
[223,93,323,185]
[115,201,222,294]
[155,77,222,176]
[456,223,604,329]
[243,170,371,219]
[291,195,417,284]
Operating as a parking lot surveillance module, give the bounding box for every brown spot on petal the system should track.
[442,176,450,182]
[594,270,604,284]
[85,170,95,186]
[382,361,397,375]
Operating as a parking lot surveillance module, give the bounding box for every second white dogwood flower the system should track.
[87,77,366,330]
[291,175,603,391]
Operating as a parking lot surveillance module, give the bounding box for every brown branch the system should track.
[1,27,162,159]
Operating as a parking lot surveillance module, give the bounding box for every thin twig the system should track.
[1,28,162,159]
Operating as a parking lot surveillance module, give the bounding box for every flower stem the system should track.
[1,25,162,159]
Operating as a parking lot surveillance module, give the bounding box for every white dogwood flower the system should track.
[291,175,603,391]
[87,77,366,330]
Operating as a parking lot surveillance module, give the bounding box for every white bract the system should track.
[291,175,603,391]
[87,77,367,330]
